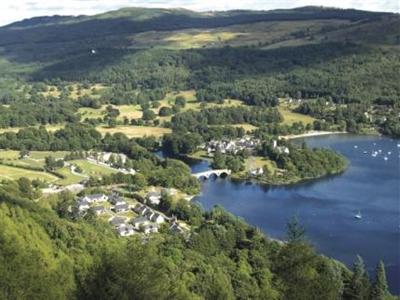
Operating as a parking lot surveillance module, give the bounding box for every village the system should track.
[76,190,186,237]
[199,135,290,177]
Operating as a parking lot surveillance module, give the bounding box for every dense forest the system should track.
[0,179,396,299]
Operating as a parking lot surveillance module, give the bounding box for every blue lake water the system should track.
[191,134,400,293]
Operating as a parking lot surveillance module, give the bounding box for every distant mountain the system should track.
[3,15,84,29]
[0,6,398,81]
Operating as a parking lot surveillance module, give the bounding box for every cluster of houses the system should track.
[76,193,109,214]
[204,136,261,155]
[75,192,184,237]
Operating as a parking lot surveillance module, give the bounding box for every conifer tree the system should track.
[370,261,389,300]
[346,255,371,300]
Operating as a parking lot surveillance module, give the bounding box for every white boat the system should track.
[384,156,388,161]
[354,211,362,220]
[354,145,358,149]
[388,151,391,155]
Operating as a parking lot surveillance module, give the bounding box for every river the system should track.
[188,134,400,293]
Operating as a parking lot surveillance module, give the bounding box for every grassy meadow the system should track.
[278,101,315,125]
[97,125,171,138]
[0,165,58,182]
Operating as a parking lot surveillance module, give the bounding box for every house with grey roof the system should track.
[137,206,151,216]
[133,203,145,213]
[131,216,150,230]
[109,193,125,205]
[117,224,135,237]
[81,193,108,203]
[150,213,165,224]
[142,223,159,234]
[91,205,106,215]
[170,222,184,234]
[144,209,155,220]
[109,216,128,227]
[113,202,129,213]
[76,199,90,212]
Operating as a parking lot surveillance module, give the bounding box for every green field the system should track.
[243,156,276,173]
[0,164,58,182]
[0,151,116,186]
[278,102,315,125]
[70,160,117,177]
[78,106,106,119]
[97,125,171,138]
[55,167,85,185]
[78,104,143,121]
[0,150,68,168]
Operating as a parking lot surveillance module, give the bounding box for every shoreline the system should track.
[280,131,347,140]
[230,166,348,187]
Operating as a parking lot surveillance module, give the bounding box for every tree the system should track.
[370,261,389,300]
[44,156,64,171]
[18,177,33,198]
[211,149,225,169]
[159,192,173,212]
[345,255,371,300]
[19,149,29,159]
[107,117,117,128]
[175,96,186,108]
[142,109,156,121]
[152,101,161,109]
[286,216,306,242]
[132,174,147,191]
[159,106,173,116]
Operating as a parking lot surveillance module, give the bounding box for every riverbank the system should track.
[280,130,347,140]
[231,167,348,186]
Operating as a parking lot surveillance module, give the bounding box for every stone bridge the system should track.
[193,169,231,179]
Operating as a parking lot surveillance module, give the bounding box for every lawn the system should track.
[158,90,244,112]
[78,106,106,119]
[29,151,68,160]
[70,160,118,177]
[188,150,212,161]
[243,156,276,172]
[55,167,85,186]
[278,102,315,125]
[97,126,171,138]
[78,104,143,121]
[164,31,240,49]
[0,150,68,169]
[232,124,258,131]
[0,164,58,182]
[117,105,143,120]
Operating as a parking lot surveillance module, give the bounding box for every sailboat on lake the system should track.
[354,211,362,220]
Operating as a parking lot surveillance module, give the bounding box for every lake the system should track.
[191,134,400,293]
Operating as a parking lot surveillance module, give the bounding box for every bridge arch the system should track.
[193,169,232,180]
